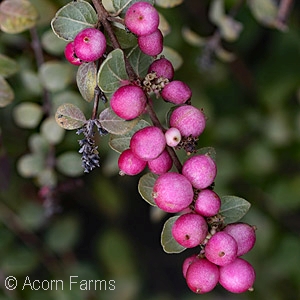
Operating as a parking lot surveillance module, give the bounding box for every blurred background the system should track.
[0,0,300,299]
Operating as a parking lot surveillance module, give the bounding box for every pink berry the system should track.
[219,258,255,293]
[138,29,163,56]
[223,223,256,256]
[118,148,147,176]
[165,127,181,147]
[124,2,159,36]
[64,42,82,66]
[147,149,172,175]
[110,85,147,120]
[169,105,206,137]
[186,257,220,294]
[161,80,192,104]
[182,154,217,189]
[205,231,238,266]
[74,28,106,62]
[182,254,197,278]
[152,172,194,213]
[148,57,174,80]
[130,126,166,161]
[172,213,208,248]
[194,189,221,217]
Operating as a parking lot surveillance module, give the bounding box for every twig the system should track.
[275,0,294,31]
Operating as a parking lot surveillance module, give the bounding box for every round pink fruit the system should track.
[64,42,82,66]
[152,172,194,213]
[148,57,174,80]
[165,127,181,147]
[118,148,147,176]
[147,149,172,175]
[161,80,192,104]
[194,189,221,217]
[110,85,147,120]
[138,29,163,56]
[182,254,197,278]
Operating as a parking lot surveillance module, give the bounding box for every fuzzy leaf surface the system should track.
[219,195,251,224]
[77,62,97,103]
[138,173,158,207]
[161,216,186,254]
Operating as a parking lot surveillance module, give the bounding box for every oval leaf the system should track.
[106,23,137,49]
[109,119,150,153]
[0,76,14,107]
[248,0,278,27]
[13,102,43,129]
[56,151,84,177]
[17,153,45,178]
[138,172,158,206]
[99,107,139,135]
[219,195,251,224]
[77,62,97,103]
[55,103,86,130]
[51,0,98,41]
[0,0,38,34]
[209,0,225,26]
[127,45,154,78]
[198,147,217,162]
[97,49,129,99]
[160,46,183,71]
[41,117,65,145]
[0,54,19,78]
[161,216,186,254]
[155,0,183,8]
[113,0,154,15]
[219,16,243,42]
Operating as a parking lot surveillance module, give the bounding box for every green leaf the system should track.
[160,46,183,71]
[17,153,45,178]
[109,119,150,153]
[12,102,43,129]
[99,107,139,135]
[97,49,129,99]
[161,216,186,254]
[41,29,67,55]
[51,0,98,41]
[209,0,225,26]
[55,103,86,130]
[106,23,137,49]
[127,45,154,78]
[39,61,73,92]
[0,0,38,34]
[198,147,217,162]
[219,16,243,42]
[182,26,206,47]
[20,70,42,96]
[113,0,154,15]
[138,172,158,207]
[0,76,14,107]
[77,62,97,103]
[248,0,278,27]
[41,117,65,145]
[28,133,50,154]
[219,195,251,224]
[56,151,84,177]
[36,168,57,187]
[0,54,19,77]
[155,0,183,8]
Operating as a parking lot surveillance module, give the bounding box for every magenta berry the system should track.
[138,29,163,56]
[186,258,220,294]
[165,127,181,147]
[182,154,217,189]
[205,231,238,266]
[64,42,82,66]
[194,189,221,217]
[147,149,172,175]
[110,85,147,120]
[161,80,192,104]
[148,57,174,80]
[152,172,194,213]
[124,2,159,36]
[182,254,197,278]
[223,223,256,256]
[172,213,208,248]
[74,28,106,62]
[219,258,255,293]
[169,105,206,137]
[118,148,147,176]
[130,126,166,161]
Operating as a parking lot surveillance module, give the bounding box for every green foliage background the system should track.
[0,0,300,299]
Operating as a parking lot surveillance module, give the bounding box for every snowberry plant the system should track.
[49,0,258,294]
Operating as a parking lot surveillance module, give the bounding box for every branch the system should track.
[275,0,294,31]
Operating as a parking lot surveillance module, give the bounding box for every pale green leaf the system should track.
[198,147,217,162]
[0,0,38,34]
[41,117,65,145]
[215,46,236,62]
[99,107,139,135]
[55,103,86,130]
[97,49,129,99]
[138,172,158,206]
[219,195,251,224]
[13,102,43,129]
[56,151,84,177]
[41,29,67,55]
[209,0,225,26]
[0,54,19,77]
[182,27,206,47]
[155,0,183,8]
[39,61,73,92]
[0,76,14,107]
[219,16,243,42]
[160,46,183,71]
[127,45,154,78]
[28,133,50,154]
[161,216,186,254]
[17,153,45,178]
[109,119,150,153]
[113,0,154,15]
[51,0,98,41]
[20,70,42,96]
[77,62,97,103]
[36,168,57,188]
